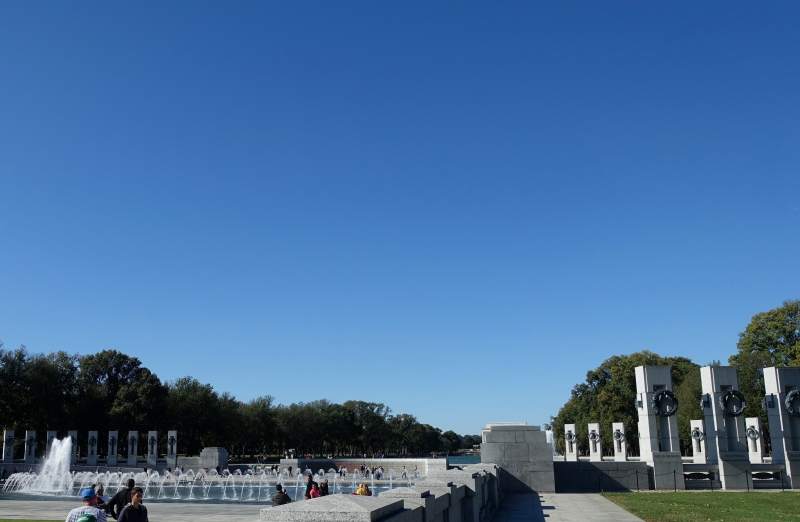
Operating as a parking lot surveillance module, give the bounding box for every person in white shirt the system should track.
[65,488,106,522]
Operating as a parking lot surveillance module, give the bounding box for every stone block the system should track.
[516,430,546,443]
[260,495,404,522]
[504,443,529,462]
[528,442,554,462]
[484,423,529,431]
[528,470,556,492]
[480,443,504,464]
[484,430,516,443]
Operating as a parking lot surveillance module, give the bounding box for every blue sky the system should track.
[1,2,799,435]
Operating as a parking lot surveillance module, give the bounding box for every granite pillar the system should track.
[107,431,118,467]
[127,431,138,467]
[2,430,13,462]
[24,430,36,464]
[147,431,158,468]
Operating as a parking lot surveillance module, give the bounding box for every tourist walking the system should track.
[65,488,107,522]
[108,479,135,520]
[271,484,291,505]
[117,487,148,522]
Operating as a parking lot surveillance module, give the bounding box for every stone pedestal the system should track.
[745,417,765,464]
[46,431,57,458]
[588,423,602,462]
[107,431,118,467]
[690,420,708,464]
[3,430,14,462]
[480,422,555,492]
[612,422,627,461]
[68,430,78,463]
[199,447,229,470]
[764,367,800,488]
[147,431,158,468]
[87,431,98,466]
[651,451,684,490]
[127,431,138,467]
[167,431,178,468]
[701,365,751,489]
[24,430,36,464]
[564,424,578,461]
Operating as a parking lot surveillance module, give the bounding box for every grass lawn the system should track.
[603,491,800,522]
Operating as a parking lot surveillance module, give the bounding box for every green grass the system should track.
[603,491,800,522]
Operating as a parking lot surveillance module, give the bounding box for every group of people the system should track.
[65,479,147,522]
[304,474,330,499]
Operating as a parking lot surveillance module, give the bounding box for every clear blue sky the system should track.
[1,2,799,436]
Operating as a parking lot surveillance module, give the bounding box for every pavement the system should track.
[0,493,644,522]
[490,492,644,522]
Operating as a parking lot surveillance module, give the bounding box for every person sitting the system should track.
[271,484,291,506]
[356,483,369,496]
[309,482,321,498]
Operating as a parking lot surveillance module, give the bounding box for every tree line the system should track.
[0,346,479,459]
[549,299,800,456]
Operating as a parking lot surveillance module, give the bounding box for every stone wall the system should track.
[554,461,650,492]
[259,467,500,522]
[480,423,555,492]
[280,457,447,476]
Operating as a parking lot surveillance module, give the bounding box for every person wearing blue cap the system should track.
[65,488,107,522]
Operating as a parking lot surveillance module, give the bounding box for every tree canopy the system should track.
[0,344,475,459]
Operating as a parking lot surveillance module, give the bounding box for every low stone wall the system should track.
[553,461,650,492]
[279,457,448,476]
[259,467,500,522]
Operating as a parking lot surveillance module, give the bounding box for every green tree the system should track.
[166,377,220,455]
[729,300,800,453]
[550,351,699,456]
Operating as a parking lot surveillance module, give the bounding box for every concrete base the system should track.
[719,452,752,490]
[650,452,685,490]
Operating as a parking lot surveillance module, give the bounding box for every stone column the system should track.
[46,431,57,458]
[690,420,707,464]
[68,430,78,463]
[107,431,118,467]
[745,417,765,464]
[588,423,602,462]
[700,365,751,490]
[147,431,158,468]
[564,424,578,461]
[87,431,98,466]
[635,366,684,490]
[24,430,36,464]
[3,430,14,462]
[167,431,178,468]
[612,422,627,461]
[763,366,800,488]
[127,431,138,467]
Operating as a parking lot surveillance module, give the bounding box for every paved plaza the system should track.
[0,493,643,522]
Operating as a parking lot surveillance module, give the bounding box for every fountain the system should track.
[3,438,415,502]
